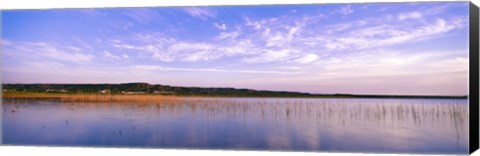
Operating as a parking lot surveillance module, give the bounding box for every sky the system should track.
[0,2,470,95]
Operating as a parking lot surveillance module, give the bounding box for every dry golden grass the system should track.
[2,91,182,104]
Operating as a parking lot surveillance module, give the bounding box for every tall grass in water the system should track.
[2,92,181,104]
[3,92,468,127]
[60,94,181,104]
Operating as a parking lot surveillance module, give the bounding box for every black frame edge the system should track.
[470,1,480,154]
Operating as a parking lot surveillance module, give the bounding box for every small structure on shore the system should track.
[46,89,68,93]
[99,89,111,94]
[121,91,146,95]
[153,91,174,95]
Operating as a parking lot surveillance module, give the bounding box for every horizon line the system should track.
[1,82,469,97]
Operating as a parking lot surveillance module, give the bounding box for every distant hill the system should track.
[1,83,467,99]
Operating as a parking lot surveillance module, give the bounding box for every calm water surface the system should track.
[2,98,469,154]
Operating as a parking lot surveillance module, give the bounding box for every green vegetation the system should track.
[2,83,467,99]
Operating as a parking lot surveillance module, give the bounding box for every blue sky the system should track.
[1,2,470,95]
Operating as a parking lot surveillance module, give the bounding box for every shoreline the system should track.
[1,91,468,100]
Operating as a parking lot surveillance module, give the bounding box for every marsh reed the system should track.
[2,92,182,104]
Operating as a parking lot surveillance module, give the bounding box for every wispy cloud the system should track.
[112,32,256,62]
[242,49,297,64]
[123,8,159,24]
[213,22,227,30]
[317,17,466,51]
[398,11,422,20]
[67,46,82,52]
[182,7,216,20]
[134,65,296,74]
[3,41,93,63]
[216,31,240,40]
[110,8,466,68]
[103,50,120,59]
[313,49,468,79]
[332,5,354,15]
[295,54,319,64]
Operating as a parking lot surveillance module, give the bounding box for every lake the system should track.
[1,97,469,154]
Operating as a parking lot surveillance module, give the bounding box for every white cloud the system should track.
[242,49,296,64]
[375,18,464,46]
[111,39,121,43]
[398,11,422,20]
[67,46,82,52]
[109,9,467,68]
[333,5,354,15]
[112,32,258,63]
[139,32,176,42]
[319,17,466,51]
[167,42,218,62]
[220,39,256,56]
[422,2,466,16]
[103,50,120,59]
[313,49,467,80]
[122,54,129,59]
[113,43,142,50]
[216,31,240,40]
[295,54,319,64]
[182,7,216,20]
[213,22,227,30]
[5,42,93,63]
[123,8,159,24]
[134,65,294,74]
[244,17,263,30]
[279,66,302,70]
[50,52,92,63]
[265,33,287,47]
[244,15,311,49]
[427,57,468,72]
